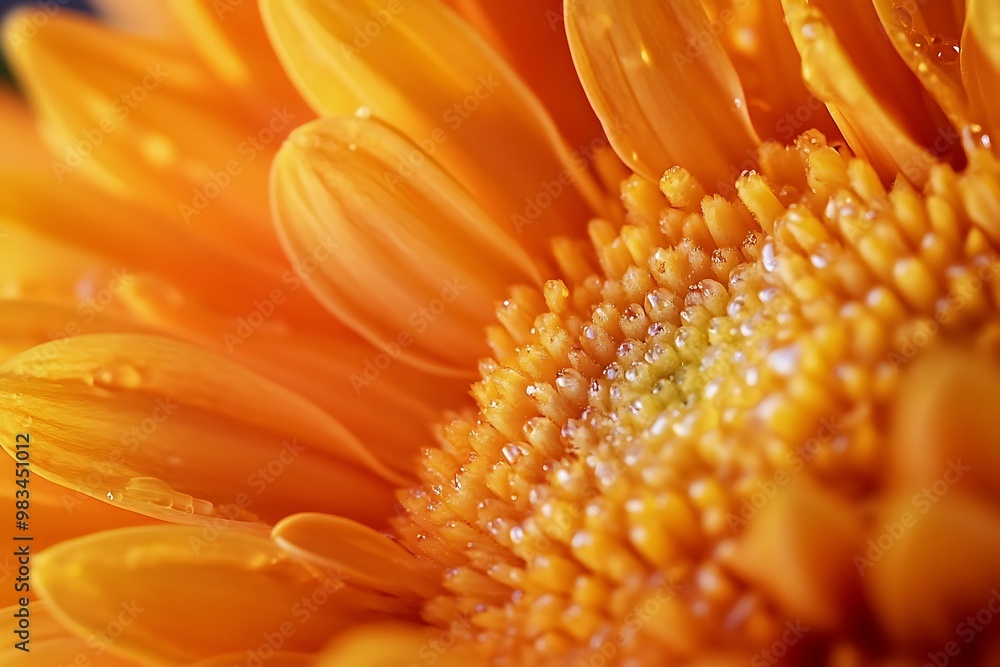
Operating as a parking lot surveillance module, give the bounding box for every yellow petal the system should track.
[1,10,288,271]
[272,117,541,375]
[781,0,963,185]
[0,601,139,666]
[34,526,397,665]
[964,0,1000,147]
[0,334,401,527]
[273,513,440,600]
[315,624,483,667]
[260,0,608,253]
[565,0,760,186]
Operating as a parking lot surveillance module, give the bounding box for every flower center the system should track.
[392,131,1000,665]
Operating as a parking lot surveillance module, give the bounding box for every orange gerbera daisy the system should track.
[2,0,1000,665]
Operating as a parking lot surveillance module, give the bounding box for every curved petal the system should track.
[0,334,402,527]
[272,117,541,375]
[34,526,410,665]
[565,0,760,187]
[273,513,441,600]
[260,0,609,253]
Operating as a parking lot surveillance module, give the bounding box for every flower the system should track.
[1,0,1000,665]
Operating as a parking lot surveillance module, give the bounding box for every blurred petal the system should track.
[272,117,540,375]
[886,345,1000,507]
[261,0,608,253]
[565,0,760,187]
[721,476,864,631]
[0,87,48,171]
[165,0,312,120]
[35,526,403,665]
[0,474,157,609]
[866,492,1000,646]
[114,275,472,479]
[0,334,402,527]
[2,11,289,270]
[315,624,483,666]
[188,652,311,667]
[0,601,139,666]
[445,0,605,153]
[0,169,332,328]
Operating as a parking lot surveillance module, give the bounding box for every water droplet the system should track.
[761,241,778,273]
[768,346,801,376]
[930,35,960,65]
[963,124,993,152]
[892,6,913,29]
[354,105,372,118]
[92,364,143,390]
[733,97,744,110]
[800,16,829,41]
[106,490,118,501]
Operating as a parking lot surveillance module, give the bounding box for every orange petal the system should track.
[781,0,963,185]
[92,0,182,38]
[188,652,312,667]
[697,0,840,143]
[0,169,334,329]
[164,0,312,120]
[273,513,440,600]
[34,526,395,665]
[0,333,401,527]
[886,344,1000,504]
[0,601,140,666]
[865,492,1000,647]
[0,86,48,171]
[260,0,608,253]
[0,474,157,609]
[565,0,760,187]
[2,10,288,271]
[963,0,1000,148]
[272,116,541,375]
[114,275,471,479]
[444,0,605,154]
[315,624,483,667]
[721,476,865,631]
